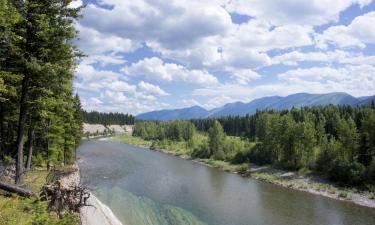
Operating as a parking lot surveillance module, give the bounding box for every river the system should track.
[78,139,375,225]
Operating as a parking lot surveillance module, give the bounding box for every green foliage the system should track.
[133,120,196,142]
[82,111,134,125]
[134,105,375,185]
[329,160,365,185]
[208,121,226,160]
[0,170,77,225]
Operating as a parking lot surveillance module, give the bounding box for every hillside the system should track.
[136,92,375,120]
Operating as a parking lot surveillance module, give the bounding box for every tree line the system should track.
[83,111,135,125]
[0,0,83,184]
[134,105,375,185]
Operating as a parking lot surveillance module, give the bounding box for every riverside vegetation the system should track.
[116,104,375,204]
[0,0,85,224]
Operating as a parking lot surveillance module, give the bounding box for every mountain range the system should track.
[136,92,375,121]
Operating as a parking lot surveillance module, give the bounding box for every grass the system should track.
[113,135,153,147]
[0,169,78,225]
[196,159,248,173]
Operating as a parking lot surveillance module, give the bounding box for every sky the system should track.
[71,0,375,115]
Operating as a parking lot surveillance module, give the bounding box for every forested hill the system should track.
[133,104,375,185]
[83,111,135,125]
[136,92,375,121]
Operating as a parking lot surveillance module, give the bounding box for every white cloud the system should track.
[80,0,231,49]
[278,65,375,96]
[203,95,234,109]
[75,64,121,82]
[153,21,311,70]
[69,0,83,8]
[194,65,375,103]
[101,90,128,104]
[316,11,375,49]
[222,0,372,26]
[181,99,201,107]
[228,68,261,85]
[75,24,137,54]
[110,81,136,93]
[73,0,375,114]
[122,57,219,86]
[81,54,127,67]
[138,81,169,96]
[273,50,375,66]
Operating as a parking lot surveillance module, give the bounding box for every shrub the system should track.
[329,160,365,185]
[366,159,375,183]
[191,142,211,159]
[232,150,250,164]
[248,143,272,165]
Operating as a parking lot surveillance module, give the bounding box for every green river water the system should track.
[78,139,375,225]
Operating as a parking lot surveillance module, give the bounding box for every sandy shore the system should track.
[68,163,124,225]
[79,193,124,225]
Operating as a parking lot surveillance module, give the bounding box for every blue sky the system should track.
[71,0,375,115]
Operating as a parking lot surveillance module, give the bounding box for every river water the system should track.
[78,139,375,225]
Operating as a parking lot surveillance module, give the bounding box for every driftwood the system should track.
[0,180,36,197]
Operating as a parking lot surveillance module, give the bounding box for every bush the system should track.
[191,142,211,159]
[32,153,45,167]
[338,191,349,199]
[366,159,375,183]
[248,143,272,165]
[328,160,365,185]
[232,150,250,164]
[3,155,14,165]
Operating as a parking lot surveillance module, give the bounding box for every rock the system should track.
[280,172,295,179]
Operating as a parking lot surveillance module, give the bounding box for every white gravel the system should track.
[79,194,124,225]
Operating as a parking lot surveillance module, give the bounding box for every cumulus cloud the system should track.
[68,0,83,8]
[80,0,231,49]
[194,65,375,102]
[75,24,137,54]
[122,57,219,86]
[80,54,127,67]
[273,50,375,66]
[109,81,136,93]
[203,95,235,109]
[75,64,121,82]
[316,11,375,49]
[181,99,201,107]
[228,68,261,85]
[221,0,372,26]
[138,81,169,96]
[73,0,375,114]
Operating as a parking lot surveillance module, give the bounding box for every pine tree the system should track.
[9,0,83,184]
[208,121,226,160]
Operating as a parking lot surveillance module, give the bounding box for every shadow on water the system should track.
[78,140,375,225]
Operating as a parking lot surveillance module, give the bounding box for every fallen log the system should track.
[0,180,36,197]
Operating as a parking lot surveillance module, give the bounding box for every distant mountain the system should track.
[136,92,373,121]
[207,96,283,117]
[359,95,375,106]
[136,106,208,121]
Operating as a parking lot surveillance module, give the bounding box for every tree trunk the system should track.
[15,77,29,184]
[0,180,36,197]
[46,119,51,171]
[63,137,67,166]
[0,103,4,154]
[26,125,34,171]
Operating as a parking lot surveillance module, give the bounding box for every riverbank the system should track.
[112,135,375,209]
[74,163,123,225]
[79,194,123,225]
[0,167,78,225]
